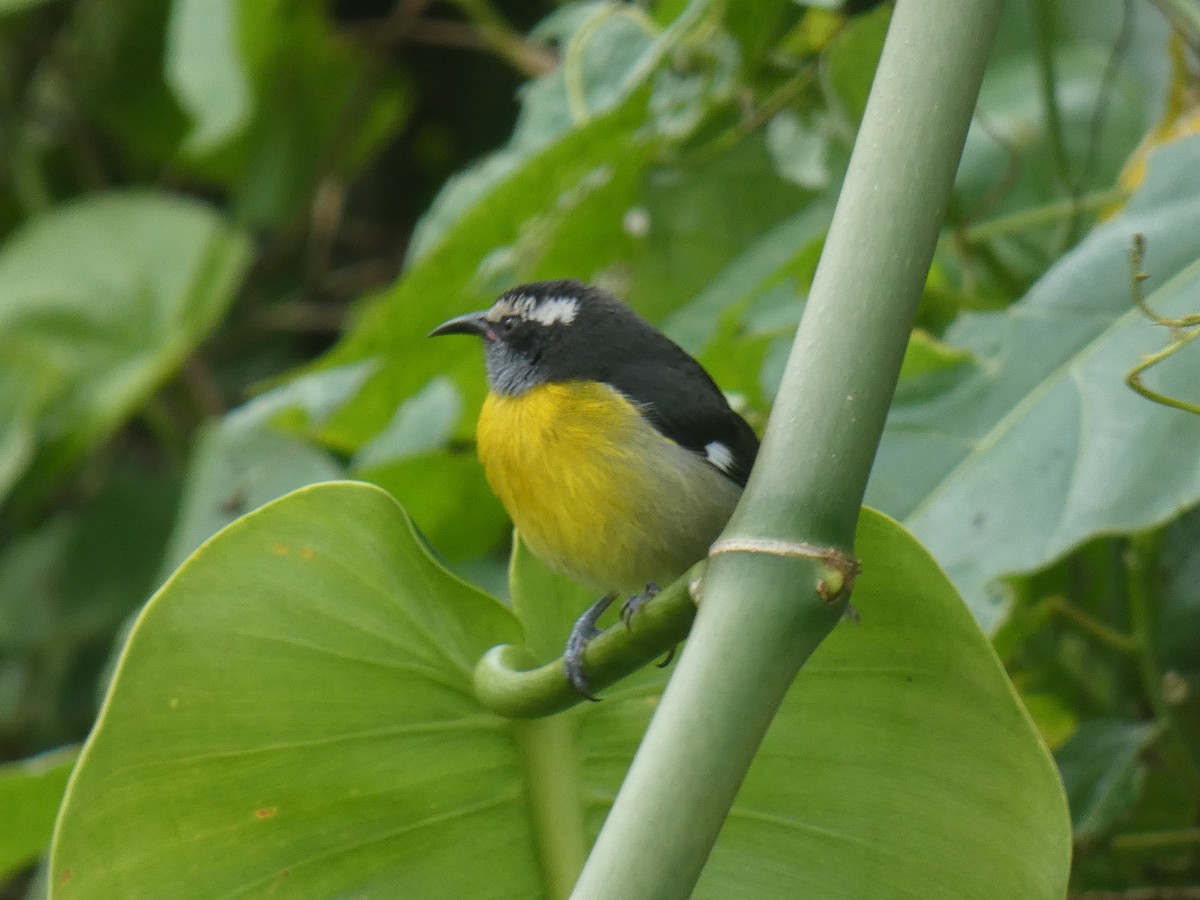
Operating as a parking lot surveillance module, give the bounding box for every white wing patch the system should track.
[491,293,580,327]
[704,441,736,475]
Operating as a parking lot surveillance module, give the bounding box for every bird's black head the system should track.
[430,280,660,395]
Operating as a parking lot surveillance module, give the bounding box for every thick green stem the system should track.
[570,2,1004,897]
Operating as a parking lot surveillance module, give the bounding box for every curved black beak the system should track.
[428,311,490,338]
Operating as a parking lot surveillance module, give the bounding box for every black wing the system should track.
[605,356,759,488]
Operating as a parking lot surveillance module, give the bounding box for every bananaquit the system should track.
[430,280,759,696]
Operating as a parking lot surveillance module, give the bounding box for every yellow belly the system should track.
[476,381,741,592]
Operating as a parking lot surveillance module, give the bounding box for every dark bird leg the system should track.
[620,581,660,630]
[564,592,618,700]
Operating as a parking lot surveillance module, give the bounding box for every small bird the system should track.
[430,280,758,697]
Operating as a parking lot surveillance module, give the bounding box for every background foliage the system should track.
[1,0,1199,896]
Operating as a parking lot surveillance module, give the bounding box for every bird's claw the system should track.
[563,593,617,701]
[620,581,660,631]
[563,582,663,699]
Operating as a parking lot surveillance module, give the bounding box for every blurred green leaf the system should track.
[894,329,978,405]
[721,0,801,70]
[351,377,462,471]
[821,4,890,133]
[158,363,376,574]
[1018,690,1080,750]
[663,203,828,354]
[241,361,380,446]
[160,423,343,578]
[663,201,829,408]
[196,0,408,226]
[0,363,60,504]
[1161,506,1200,675]
[624,135,810,322]
[410,1,664,261]
[0,465,180,746]
[70,0,191,163]
[0,191,252,505]
[988,0,1171,127]
[898,329,975,380]
[356,452,509,564]
[0,519,71,652]
[74,0,407,226]
[164,0,252,153]
[1056,719,1154,840]
[956,45,1148,270]
[766,109,832,189]
[0,0,52,14]
[52,487,1069,897]
[0,747,78,883]
[869,137,1200,629]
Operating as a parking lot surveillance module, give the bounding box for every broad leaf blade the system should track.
[0,191,252,502]
[712,508,1070,897]
[51,482,527,898]
[0,747,77,882]
[870,136,1200,627]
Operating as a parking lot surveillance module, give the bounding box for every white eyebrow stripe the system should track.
[526,296,580,326]
[487,294,580,326]
[704,441,736,474]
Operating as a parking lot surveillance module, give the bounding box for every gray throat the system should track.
[485,342,545,396]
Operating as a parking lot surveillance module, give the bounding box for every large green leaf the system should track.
[51,484,1068,897]
[0,191,252,503]
[52,483,526,898]
[869,136,1200,629]
[0,747,78,883]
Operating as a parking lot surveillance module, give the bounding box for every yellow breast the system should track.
[476,381,741,592]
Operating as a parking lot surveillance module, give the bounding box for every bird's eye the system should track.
[499,316,520,335]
